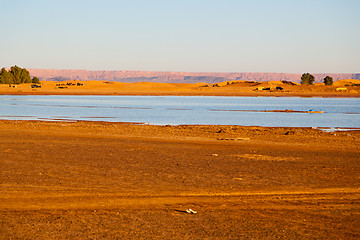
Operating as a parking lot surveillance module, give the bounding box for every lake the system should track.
[0,95,359,128]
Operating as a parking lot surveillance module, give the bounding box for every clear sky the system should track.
[1,0,359,73]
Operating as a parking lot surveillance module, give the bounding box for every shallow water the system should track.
[0,95,359,127]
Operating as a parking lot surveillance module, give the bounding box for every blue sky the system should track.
[1,0,359,73]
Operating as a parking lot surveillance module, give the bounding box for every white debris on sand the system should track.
[185,209,197,214]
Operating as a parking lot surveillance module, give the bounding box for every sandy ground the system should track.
[1,80,359,97]
[0,120,359,239]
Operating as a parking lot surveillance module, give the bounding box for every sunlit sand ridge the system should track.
[0,79,359,97]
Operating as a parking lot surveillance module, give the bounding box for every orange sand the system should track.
[0,79,359,97]
[0,121,359,239]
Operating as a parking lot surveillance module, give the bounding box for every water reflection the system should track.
[0,95,359,128]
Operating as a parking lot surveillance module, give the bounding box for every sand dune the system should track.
[1,79,359,97]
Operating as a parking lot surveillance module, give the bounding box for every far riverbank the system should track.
[0,80,359,97]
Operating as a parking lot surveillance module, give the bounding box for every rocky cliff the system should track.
[28,69,359,84]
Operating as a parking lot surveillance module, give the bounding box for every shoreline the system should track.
[1,119,359,146]
[2,119,360,130]
[1,91,359,98]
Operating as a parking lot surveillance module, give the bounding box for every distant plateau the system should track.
[28,69,360,84]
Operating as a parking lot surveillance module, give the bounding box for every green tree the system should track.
[0,68,14,84]
[300,73,315,85]
[22,68,32,83]
[0,66,38,84]
[32,76,40,83]
[323,76,333,86]
[10,65,22,84]
[10,65,32,84]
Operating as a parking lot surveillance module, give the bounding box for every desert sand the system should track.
[0,79,360,97]
[0,120,359,239]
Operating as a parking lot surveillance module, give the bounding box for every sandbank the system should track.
[0,80,359,97]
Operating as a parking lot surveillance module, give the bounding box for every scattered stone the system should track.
[217,137,250,141]
[235,137,250,141]
[185,209,197,214]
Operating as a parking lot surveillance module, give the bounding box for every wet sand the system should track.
[0,120,359,239]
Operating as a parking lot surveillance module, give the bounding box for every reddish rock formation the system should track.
[28,69,359,84]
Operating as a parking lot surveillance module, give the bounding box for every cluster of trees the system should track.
[300,73,333,86]
[0,66,40,84]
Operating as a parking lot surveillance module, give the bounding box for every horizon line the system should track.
[25,68,360,75]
